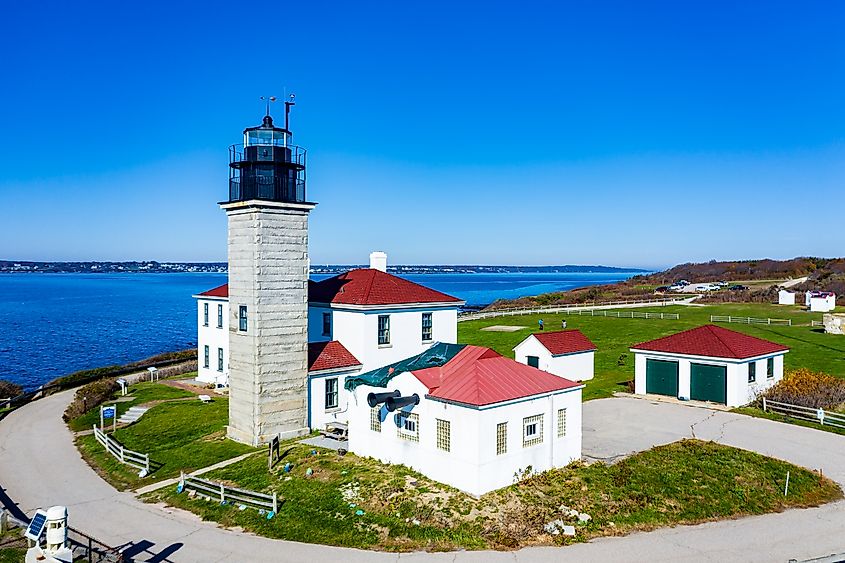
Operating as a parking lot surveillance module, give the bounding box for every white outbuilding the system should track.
[345,343,583,496]
[631,325,789,407]
[513,329,596,381]
[777,289,796,305]
[806,291,836,313]
[192,283,230,386]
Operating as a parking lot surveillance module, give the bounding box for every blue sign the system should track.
[103,406,116,419]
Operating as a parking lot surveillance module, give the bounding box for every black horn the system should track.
[386,394,420,412]
[367,390,400,408]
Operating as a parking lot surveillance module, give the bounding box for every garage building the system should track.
[630,325,789,407]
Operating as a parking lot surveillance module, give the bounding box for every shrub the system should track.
[760,368,845,410]
[62,378,118,422]
[0,380,23,399]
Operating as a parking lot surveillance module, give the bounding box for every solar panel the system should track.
[25,510,48,541]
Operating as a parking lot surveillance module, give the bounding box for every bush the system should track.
[760,368,845,410]
[0,380,23,399]
[63,378,118,422]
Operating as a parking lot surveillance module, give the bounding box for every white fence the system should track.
[562,310,679,320]
[762,398,845,430]
[179,472,278,514]
[710,315,792,326]
[93,425,151,474]
[458,297,688,322]
[811,320,825,327]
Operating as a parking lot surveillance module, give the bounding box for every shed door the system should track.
[527,356,540,368]
[645,359,679,397]
[690,363,727,404]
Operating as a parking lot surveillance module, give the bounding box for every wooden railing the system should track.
[93,425,151,475]
[458,297,690,322]
[179,472,279,515]
[763,398,845,430]
[711,315,792,326]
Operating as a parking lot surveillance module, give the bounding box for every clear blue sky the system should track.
[1,1,842,269]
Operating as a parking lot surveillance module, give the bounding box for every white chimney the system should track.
[369,251,387,272]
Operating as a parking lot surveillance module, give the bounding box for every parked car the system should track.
[728,284,749,291]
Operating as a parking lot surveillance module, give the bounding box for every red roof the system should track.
[308,341,361,373]
[530,329,596,355]
[309,268,463,306]
[198,283,228,298]
[412,345,581,407]
[632,325,789,359]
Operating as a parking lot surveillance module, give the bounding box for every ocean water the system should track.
[0,271,640,389]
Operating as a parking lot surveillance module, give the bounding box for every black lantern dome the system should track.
[228,105,306,204]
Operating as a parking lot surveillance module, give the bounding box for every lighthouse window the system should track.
[421,313,433,342]
[378,315,390,345]
[325,378,339,410]
[322,312,331,337]
[239,306,248,332]
[217,304,224,328]
[203,303,209,327]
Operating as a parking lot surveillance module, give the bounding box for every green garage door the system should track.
[646,359,679,397]
[690,363,727,404]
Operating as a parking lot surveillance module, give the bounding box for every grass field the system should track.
[68,379,196,432]
[459,302,845,401]
[75,386,257,490]
[148,439,841,551]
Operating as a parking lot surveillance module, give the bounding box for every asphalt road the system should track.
[1,391,843,562]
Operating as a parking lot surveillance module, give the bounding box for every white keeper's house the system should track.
[513,329,596,381]
[631,325,789,407]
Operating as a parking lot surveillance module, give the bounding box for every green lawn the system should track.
[147,439,841,551]
[68,379,196,432]
[459,303,845,401]
[76,390,257,490]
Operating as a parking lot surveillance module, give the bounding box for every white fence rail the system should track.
[811,320,825,327]
[762,398,845,430]
[0,398,10,409]
[93,425,151,474]
[562,310,679,320]
[459,297,689,322]
[179,472,278,514]
[710,315,792,326]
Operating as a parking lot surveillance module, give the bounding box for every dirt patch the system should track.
[480,325,529,332]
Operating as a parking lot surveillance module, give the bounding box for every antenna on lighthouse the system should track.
[260,95,277,117]
[285,93,296,130]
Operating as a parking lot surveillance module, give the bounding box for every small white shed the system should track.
[806,291,836,312]
[513,329,597,381]
[777,290,796,305]
[631,325,789,407]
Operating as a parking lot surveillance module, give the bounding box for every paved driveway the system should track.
[1,392,844,562]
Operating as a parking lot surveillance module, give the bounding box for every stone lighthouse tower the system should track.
[221,98,314,446]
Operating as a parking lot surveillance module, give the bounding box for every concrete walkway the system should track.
[2,391,844,562]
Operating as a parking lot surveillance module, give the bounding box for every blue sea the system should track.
[0,271,640,389]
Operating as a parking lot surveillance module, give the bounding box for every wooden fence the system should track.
[710,315,792,326]
[763,398,845,430]
[458,297,689,322]
[93,425,151,475]
[811,320,825,328]
[179,472,278,514]
[562,310,679,320]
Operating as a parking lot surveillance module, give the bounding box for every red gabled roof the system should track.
[308,341,362,373]
[531,329,596,355]
[198,283,228,298]
[412,345,581,407]
[309,268,463,306]
[632,325,789,359]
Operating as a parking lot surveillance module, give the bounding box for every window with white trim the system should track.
[217,347,224,372]
[557,408,567,437]
[422,312,433,342]
[322,312,331,337]
[325,378,339,410]
[203,303,209,326]
[203,345,209,368]
[370,407,381,432]
[748,362,757,383]
[496,422,507,455]
[397,412,419,442]
[523,414,543,447]
[217,303,223,328]
[436,419,450,452]
[766,357,774,379]
[378,315,390,345]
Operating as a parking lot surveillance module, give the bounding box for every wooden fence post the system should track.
[762,397,767,412]
[272,492,278,513]
[220,483,225,503]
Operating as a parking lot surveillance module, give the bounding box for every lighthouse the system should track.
[221,98,315,446]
